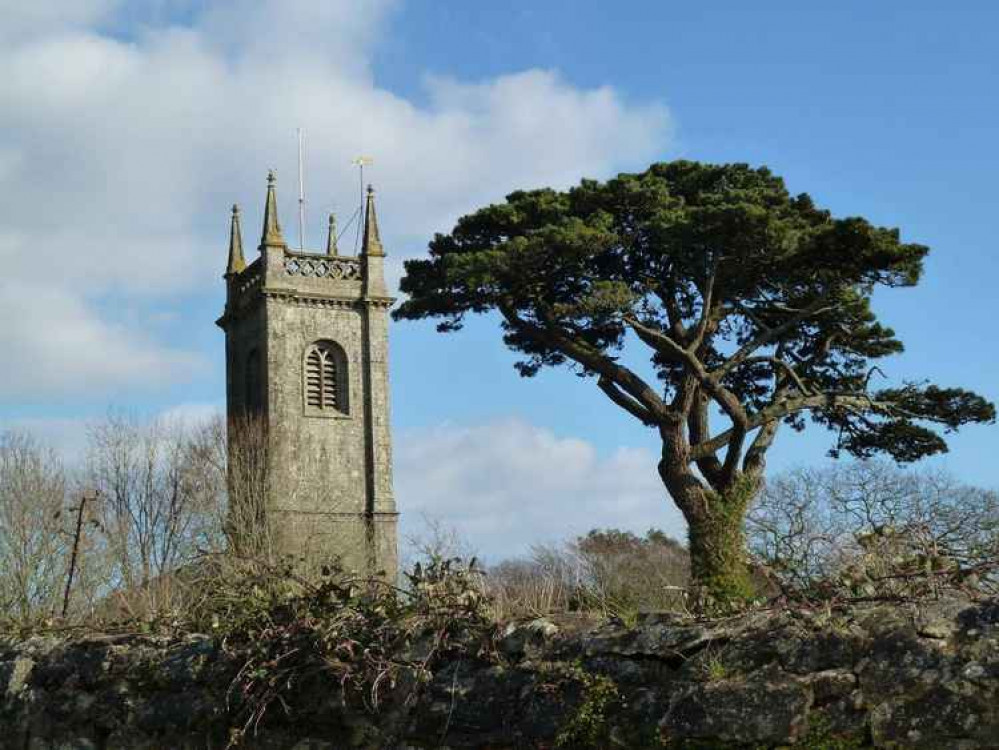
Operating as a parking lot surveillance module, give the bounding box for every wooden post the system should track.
[61,490,99,618]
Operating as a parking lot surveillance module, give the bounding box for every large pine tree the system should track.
[395,161,994,603]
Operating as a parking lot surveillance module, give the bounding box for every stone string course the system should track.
[2,596,998,749]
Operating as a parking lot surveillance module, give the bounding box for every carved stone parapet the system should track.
[284,251,362,281]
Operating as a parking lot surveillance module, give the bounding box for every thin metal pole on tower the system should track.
[351,156,373,253]
[297,128,306,251]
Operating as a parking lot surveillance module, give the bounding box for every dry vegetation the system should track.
[0,413,272,630]
[747,460,999,600]
[484,529,689,620]
[0,415,996,636]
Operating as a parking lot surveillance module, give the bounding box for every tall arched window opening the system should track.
[304,341,348,415]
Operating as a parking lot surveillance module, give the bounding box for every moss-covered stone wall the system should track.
[2,596,998,749]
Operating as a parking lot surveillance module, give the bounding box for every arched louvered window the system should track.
[246,348,263,413]
[304,341,348,415]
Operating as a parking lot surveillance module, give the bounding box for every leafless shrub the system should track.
[220,413,272,560]
[487,529,690,620]
[745,467,840,591]
[747,460,999,599]
[403,513,477,569]
[487,544,588,619]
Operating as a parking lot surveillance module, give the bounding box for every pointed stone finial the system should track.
[225,204,246,277]
[362,184,384,257]
[326,212,338,256]
[260,169,286,249]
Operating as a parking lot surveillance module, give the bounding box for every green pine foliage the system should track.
[395,160,994,605]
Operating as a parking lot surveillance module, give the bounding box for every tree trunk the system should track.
[686,492,754,605]
[660,461,760,607]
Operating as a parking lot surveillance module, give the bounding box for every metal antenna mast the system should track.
[297,128,306,250]
[352,156,373,253]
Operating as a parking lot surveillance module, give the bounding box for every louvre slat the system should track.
[305,343,346,413]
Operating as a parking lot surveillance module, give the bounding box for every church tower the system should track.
[217,171,397,578]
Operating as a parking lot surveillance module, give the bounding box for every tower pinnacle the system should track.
[260,170,287,249]
[225,204,246,276]
[326,212,338,256]
[362,184,384,257]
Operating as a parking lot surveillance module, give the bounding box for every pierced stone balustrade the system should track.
[283,250,362,281]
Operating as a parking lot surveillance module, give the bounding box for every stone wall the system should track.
[3,596,998,749]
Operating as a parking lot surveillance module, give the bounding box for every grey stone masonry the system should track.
[4,595,999,748]
[217,173,397,579]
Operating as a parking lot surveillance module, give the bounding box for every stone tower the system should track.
[217,171,397,578]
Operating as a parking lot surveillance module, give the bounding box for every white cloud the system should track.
[0,417,92,467]
[395,417,686,561]
[0,0,671,404]
[0,0,120,42]
[0,281,200,399]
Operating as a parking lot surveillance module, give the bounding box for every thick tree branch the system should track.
[598,377,658,426]
[689,257,720,352]
[688,388,725,489]
[690,392,889,461]
[743,419,780,478]
[624,314,751,432]
[500,302,668,421]
[720,420,748,485]
[742,353,794,479]
[623,314,690,364]
[698,382,976,463]
[654,283,689,344]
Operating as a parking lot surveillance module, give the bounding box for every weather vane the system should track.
[352,156,374,252]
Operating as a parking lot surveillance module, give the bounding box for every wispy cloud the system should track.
[0,0,671,404]
[396,417,685,560]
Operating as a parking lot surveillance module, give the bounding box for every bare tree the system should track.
[747,460,999,598]
[745,468,842,591]
[0,412,279,625]
[403,513,476,565]
[84,412,226,615]
[0,430,69,623]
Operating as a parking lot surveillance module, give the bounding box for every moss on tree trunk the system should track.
[680,476,760,607]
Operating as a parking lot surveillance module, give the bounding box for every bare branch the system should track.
[689,257,720,351]
[864,366,887,390]
[717,296,839,378]
[732,356,812,395]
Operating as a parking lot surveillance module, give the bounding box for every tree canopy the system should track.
[395,160,994,602]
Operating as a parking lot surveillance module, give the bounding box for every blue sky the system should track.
[0,1,995,558]
[386,1,999,482]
